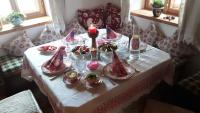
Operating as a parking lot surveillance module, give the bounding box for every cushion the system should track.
[0,90,42,113]
[119,21,133,38]
[65,18,86,35]
[2,32,34,57]
[141,23,165,46]
[32,25,60,46]
[157,30,196,58]
[119,21,143,38]
[77,6,105,29]
[0,55,23,74]
[105,3,121,31]
[178,71,200,95]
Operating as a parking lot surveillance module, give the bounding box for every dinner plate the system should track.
[103,61,135,80]
[38,45,57,54]
[41,61,72,76]
[100,33,122,42]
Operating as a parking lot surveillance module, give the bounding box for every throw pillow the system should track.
[119,21,143,38]
[2,31,34,56]
[156,30,195,58]
[141,23,165,46]
[65,17,86,35]
[105,3,121,31]
[32,25,61,46]
[77,6,105,29]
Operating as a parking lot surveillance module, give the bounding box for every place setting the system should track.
[40,24,145,89]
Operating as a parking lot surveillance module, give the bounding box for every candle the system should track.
[88,24,97,35]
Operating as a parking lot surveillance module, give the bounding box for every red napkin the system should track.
[106,27,117,39]
[65,30,75,42]
[112,50,128,77]
[43,46,66,71]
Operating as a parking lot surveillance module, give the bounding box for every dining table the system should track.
[21,29,174,113]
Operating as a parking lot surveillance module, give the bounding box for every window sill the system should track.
[131,9,178,27]
[0,16,52,35]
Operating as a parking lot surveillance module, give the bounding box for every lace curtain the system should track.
[120,0,130,25]
[49,0,66,34]
[178,0,200,50]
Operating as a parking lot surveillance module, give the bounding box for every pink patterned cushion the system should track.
[65,18,86,35]
[157,37,180,57]
[105,3,121,31]
[119,21,143,38]
[32,26,61,46]
[156,30,195,57]
[3,32,34,56]
[141,23,165,46]
[77,6,105,29]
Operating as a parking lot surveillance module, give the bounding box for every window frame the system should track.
[144,0,179,16]
[2,0,46,20]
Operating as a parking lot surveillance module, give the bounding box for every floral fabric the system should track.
[156,30,196,58]
[140,23,165,46]
[32,26,61,46]
[77,6,105,29]
[2,32,34,57]
[105,3,121,31]
[65,18,86,35]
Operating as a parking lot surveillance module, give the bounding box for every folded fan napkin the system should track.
[43,46,66,71]
[106,27,117,39]
[112,50,128,77]
[65,30,75,42]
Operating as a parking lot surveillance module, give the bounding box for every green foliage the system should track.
[152,0,164,8]
[6,11,25,23]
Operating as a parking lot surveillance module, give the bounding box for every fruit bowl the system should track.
[71,45,91,59]
[98,42,117,63]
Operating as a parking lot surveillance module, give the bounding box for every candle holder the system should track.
[88,30,99,60]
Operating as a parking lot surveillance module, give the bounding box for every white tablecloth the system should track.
[21,29,174,113]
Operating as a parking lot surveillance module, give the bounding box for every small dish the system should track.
[86,61,100,71]
[85,73,102,87]
[38,45,57,54]
[63,70,80,85]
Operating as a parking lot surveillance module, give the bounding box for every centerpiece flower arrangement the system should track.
[6,11,25,26]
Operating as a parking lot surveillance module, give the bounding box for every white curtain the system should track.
[178,0,200,50]
[49,0,66,34]
[120,0,130,25]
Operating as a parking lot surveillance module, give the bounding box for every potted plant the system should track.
[152,0,164,17]
[6,11,25,26]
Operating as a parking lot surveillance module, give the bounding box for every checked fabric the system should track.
[0,55,23,75]
[179,71,200,95]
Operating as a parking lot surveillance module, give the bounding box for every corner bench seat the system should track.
[0,55,23,76]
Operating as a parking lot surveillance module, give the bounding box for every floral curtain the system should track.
[120,0,130,25]
[49,0,66,34]
[178,0,200,50]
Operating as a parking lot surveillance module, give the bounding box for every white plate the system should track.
[103,61,135,80]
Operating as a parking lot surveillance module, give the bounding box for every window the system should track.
[0,0,46,22]
[145,0,181,16]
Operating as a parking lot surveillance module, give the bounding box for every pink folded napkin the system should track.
[43,46,66,71]
[112,50,128,77]
[106,27,117,39]
[65,30,75,42]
